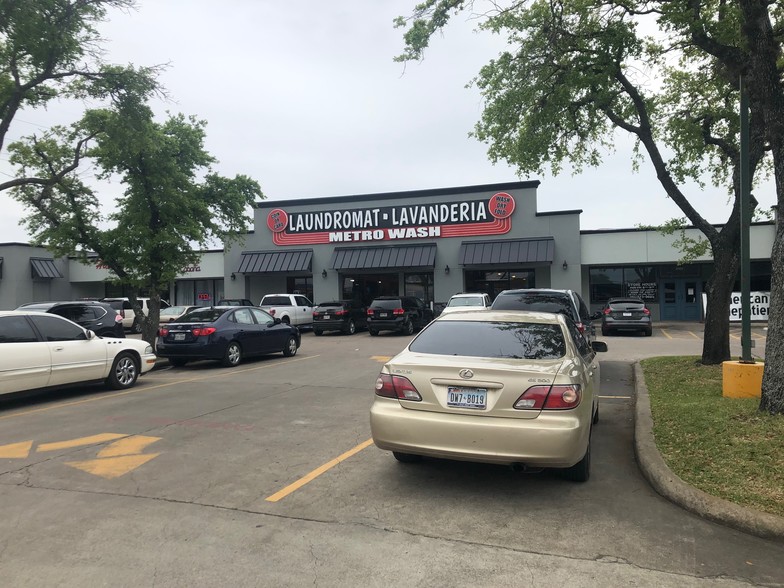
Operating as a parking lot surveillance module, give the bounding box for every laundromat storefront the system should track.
[226,181,583,308]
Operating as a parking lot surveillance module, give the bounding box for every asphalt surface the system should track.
[0,323,781,586]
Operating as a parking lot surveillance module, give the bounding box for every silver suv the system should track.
[490,288,599,343]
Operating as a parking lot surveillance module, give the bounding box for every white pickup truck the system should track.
[259,294,314,328]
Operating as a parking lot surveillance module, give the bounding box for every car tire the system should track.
[313,329,323,336]
[343,319,356,335]
[169,358,188,367]
[221,342,242,367]
[402,320,414,336]
[393,451,422,463]
[562,435,591,482]
[368,329,379,336]
[131,320,142,334]
[645,328,653,337]
[281,316,290,325]
[106,352,139,390]
[283,335,298,357]
[601,326,610,336]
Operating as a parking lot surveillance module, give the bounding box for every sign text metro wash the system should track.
[267,193,515,246]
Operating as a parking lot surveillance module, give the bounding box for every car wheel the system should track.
[368,329,379,336]
[343,319,356,335]
[562,435,591,482]
[281,316,290,325]
[601,326,610,336]
[169,358,188,367]
[106,352,139,390]
[131,320,142,334]
[402,320,414,335]
[645,328,653,337]
[313,329,323,336]
[283,335,298,357]
[222,342,242,367]
[393,451,422,463]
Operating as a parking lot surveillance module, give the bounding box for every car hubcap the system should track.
[116,357,137,385]
[288,338,297,354]
[228,345,240,364]
[349,321,355,334]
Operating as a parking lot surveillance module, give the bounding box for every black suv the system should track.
[366,296,434,336]
[490,288,599,343]
[16,301,125,338]
[313,300,367,336]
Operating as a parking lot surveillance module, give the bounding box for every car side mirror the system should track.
[591,341,608,353]
[86,330,95,340]
[274,318,282,325]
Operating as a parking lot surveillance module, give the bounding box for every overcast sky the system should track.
[0,1,776,244]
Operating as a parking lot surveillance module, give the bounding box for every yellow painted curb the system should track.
[722,361,764,398]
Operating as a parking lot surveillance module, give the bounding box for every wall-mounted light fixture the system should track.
[230,273,236,281]
[445,265,450,275]
[562,260,568,270]
[321,269,327,278]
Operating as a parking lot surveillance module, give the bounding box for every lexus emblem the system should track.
[459,369,474,379]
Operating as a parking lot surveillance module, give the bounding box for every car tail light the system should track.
[367,309,374,316]
[313,311,320,317]
[576,322,585,334]
[159,327,169,337]
[393,308,405,315]
[514,385,582,410]
[374,373,422,401]
[114,314,123,324]
[191,327,216,337]
[334,309,348,316]
[268,309,276,316]
[643,308,651,315]
[603,308,611,315]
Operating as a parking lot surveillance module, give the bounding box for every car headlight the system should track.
[145,345,153,354]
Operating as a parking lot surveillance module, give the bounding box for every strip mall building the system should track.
[0,181,775,321]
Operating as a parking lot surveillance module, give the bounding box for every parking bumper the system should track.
[370,397,589,467]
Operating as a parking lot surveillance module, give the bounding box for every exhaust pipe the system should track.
[510,463,544,474]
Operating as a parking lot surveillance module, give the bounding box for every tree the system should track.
[0,0,161,192]
[396,0,783,414]
[8,103,262,344]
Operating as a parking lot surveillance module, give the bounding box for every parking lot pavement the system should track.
[1,329,782,586]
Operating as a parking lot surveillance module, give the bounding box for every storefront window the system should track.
[465,269,535,301]
[589,268,624,303]
[404,273,434,305]
[341,274,398,304]
[287,276,313,301]
[174,279,224,306]
[590,266,657,303]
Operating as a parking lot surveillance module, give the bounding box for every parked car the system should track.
[370,310,608,481]
[491,288,599,343]
[601,297,653,336]
[258,294,314,328]
[156,306,300,368]
[0,311,156,395]
[217,299,254,306]
[158,305,200,324]
[439,292,491,315]
[102,297,170,333]
[16,300,125,338]
[312,300,367,335]
[366,296,435,336]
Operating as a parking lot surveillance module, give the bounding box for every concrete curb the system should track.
[633,362,784,543]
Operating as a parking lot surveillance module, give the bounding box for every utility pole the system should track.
[739,75,752,362]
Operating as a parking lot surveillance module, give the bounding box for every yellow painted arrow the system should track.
[0,440,34,459]
[65,435,162,479]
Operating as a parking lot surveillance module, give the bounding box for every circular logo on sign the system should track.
[267,209,288,233]
[488,192,515,219]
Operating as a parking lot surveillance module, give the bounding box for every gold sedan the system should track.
[370,310,608,482]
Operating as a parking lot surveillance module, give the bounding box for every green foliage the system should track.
[636,218,712,264]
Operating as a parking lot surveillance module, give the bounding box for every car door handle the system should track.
[54,346,64,352]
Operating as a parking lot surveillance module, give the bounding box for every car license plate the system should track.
[379,312,388,318]
[174,333,186,341]
[447,386,487,409]
[623,312,632,316]
[323,315,330,320]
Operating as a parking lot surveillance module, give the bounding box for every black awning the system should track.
[459,238,555,265]
[30,258,63,279]
[237,250,313,273]
[330,244,437,270]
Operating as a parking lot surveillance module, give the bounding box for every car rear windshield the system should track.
[492,292,573,316]
[609,299,645,309]
[447,297,484,307]
[409,320,566,359]
[261,296,291,306]
[316,301,343,308]
[371,299,402,310]
[177,308,229,322]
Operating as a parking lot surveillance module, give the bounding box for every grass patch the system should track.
[640,356,784,518]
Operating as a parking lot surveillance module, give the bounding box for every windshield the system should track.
[410,320,566,359]
[447,297,484,308]
[161,306,189,316]
[177,308,228,323]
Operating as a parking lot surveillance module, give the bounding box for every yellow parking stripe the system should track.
[688,330,700,340]
[0,355,320,422]
[660,329,673,340]
[266,438,374,502]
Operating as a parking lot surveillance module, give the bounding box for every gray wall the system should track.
[0,244,70,310]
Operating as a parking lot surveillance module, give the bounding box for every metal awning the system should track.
[237,250,313,273]
[30,258,63,279]
[330,244,436,270]
[458,238,555,265]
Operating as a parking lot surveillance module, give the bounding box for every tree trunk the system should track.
[760,221,784,413]
[141,291,163,347]
[701,245,740,364]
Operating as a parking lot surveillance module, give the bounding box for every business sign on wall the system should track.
[266,193,515,246]
[701,291,770,321]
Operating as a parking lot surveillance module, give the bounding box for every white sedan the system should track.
[0,310,157,396]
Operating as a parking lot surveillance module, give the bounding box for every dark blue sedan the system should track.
[156,306,300,367]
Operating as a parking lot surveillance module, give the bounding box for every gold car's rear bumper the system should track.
[370,397,590,467]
